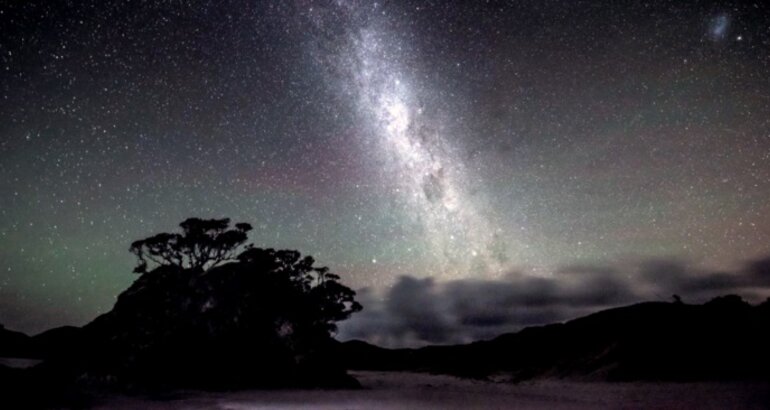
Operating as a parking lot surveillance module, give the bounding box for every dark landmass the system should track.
[337,295,770,382]
[0,324,36,359]
[2,294,769,408]
[0,219,363,408]
[32,326,85,360]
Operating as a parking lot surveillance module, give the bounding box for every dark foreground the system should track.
[93,371,770,409]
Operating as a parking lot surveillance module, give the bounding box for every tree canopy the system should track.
[129,217,252,273]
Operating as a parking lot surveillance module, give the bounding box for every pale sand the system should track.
[94,371,770,409]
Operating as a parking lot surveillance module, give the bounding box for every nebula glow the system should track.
[709,14,730,41]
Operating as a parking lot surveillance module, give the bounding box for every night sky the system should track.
[2,1,770,344]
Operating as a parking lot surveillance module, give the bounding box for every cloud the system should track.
[337,256,770,348]
[384,276,453,344]
[746,256,770,287]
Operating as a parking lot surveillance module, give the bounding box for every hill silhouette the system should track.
[337,295,770,381]
[0,324,36,359]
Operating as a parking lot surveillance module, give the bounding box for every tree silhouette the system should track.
[129,217,252,273]
[235,247,363,333]
[85,217,364,388]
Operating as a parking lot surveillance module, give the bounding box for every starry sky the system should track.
[1,0,770,339]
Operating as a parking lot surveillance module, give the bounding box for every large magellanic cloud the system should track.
[338,256,770,347]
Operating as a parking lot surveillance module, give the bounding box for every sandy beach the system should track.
[94,371,770,409]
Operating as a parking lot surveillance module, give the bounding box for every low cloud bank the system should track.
[338,256,770,347]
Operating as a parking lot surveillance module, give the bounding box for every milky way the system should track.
[317,4,509,279]
[1,1,770,334]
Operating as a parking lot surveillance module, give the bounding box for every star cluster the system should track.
[1,0,769,334]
